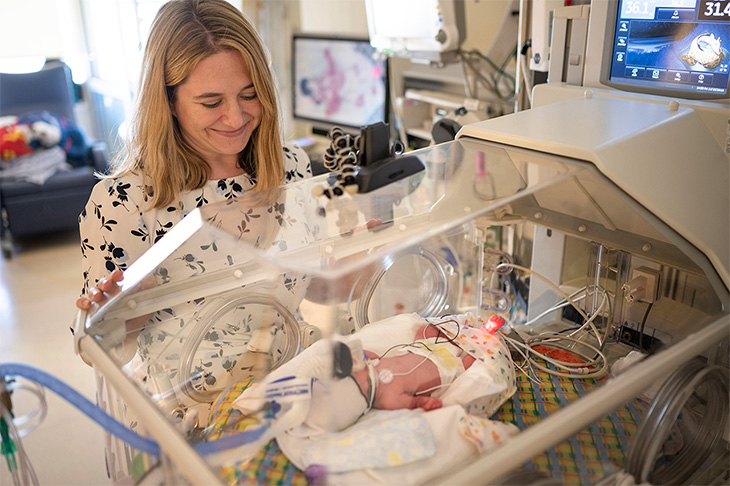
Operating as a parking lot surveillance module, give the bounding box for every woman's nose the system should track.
[222,100,246,126]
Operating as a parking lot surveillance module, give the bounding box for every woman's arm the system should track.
[78,176,152,296]
[75,177,155,362]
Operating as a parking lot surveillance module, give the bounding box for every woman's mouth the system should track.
[212,125,246,138]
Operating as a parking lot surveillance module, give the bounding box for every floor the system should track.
[0,231,109,485]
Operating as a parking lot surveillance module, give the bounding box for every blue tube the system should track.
[0,363,269,458]
[0,363,160,456]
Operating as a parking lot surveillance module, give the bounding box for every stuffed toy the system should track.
[0,122,34,160]
[28,121,62,149]
[18,111,87,163]
[0,121,61,161]
[0,111,86,163]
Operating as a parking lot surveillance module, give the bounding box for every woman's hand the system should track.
[76,269,124,311]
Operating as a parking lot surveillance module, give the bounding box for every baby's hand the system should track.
[76,269,124,311]
[413,395,442,411]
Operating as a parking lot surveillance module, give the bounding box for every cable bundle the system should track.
[492,262,611,381]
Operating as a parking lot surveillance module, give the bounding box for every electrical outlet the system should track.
[632,266,661,303]
[619,323,663,351]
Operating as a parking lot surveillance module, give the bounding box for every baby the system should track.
[349,323,478,412]
[234,314,508,434]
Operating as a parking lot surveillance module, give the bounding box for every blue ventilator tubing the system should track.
[0,363,267,457]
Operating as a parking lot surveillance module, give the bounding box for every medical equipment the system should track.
[3,1,728,484]
[2,111,726,483]
[364,0,466,62]
[585,0,730,98]
[601,0,729,98]
[55,85,728,483]
[291,34,389,136]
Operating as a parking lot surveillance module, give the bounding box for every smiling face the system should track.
[172,49,262,178]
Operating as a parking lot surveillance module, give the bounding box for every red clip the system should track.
[482,315,506,334]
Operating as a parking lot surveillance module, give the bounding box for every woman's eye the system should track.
[241,93,258,101]
[202,101,221,109]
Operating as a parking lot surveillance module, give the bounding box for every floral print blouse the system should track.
[79,142,315,419]
[80,143,311,293]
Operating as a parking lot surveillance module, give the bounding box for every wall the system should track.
[298,0,512,48]
[299,0,368,35]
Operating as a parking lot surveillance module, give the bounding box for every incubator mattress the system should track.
[495,368,645,484]
[208,366,646,485]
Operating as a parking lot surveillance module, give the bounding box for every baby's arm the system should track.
[374,387,442,411]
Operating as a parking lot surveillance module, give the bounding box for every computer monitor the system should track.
[599,0,729,99]
[292,33,389,135]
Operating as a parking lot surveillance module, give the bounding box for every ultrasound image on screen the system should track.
[608,0,730,97]
[626,21,728,72]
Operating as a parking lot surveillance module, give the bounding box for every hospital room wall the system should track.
[298,0,510,55]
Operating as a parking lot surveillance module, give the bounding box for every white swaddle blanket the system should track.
[231,313,519,485]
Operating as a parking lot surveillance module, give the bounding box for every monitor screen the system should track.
[604,0,729,98]
[292,34,388,134]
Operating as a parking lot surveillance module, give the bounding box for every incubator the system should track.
[71,78,729,484]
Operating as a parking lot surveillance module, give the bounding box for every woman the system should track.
[76,0,314,422]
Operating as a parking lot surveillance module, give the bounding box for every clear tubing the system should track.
[76,341,222,484]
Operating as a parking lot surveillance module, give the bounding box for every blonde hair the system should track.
[110,0,284,209]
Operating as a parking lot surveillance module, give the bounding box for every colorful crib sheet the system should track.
[495,366,646,485]
[208,379,306,485]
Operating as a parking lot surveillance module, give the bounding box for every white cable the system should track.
[496,262,589,321]
[520,287,588,328]
[387,353,433,379]
[415,382,452,396]
[564,290,608,347]
[527,340,604,369]
[510,335,602,370]
[502,332,608,380]
[529,336,608,379]
[500,332,544,384]
[1,399,39,486]
[490,260,615,380]
[524,290,607,349]
[497,262,613,349]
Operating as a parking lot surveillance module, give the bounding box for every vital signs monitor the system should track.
[600,0,730,98]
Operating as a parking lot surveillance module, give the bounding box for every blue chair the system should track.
[0,61,109,258]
